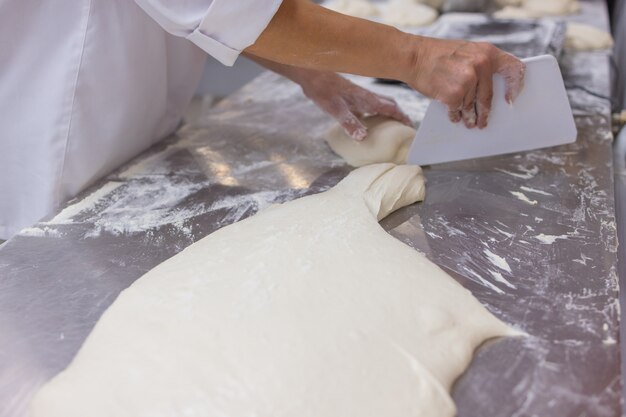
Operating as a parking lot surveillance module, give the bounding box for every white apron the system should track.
[0,0,282,239]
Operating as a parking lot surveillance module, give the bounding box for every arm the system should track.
[246,0,525,129]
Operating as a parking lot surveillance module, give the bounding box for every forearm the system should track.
[244,54,318,85]
[245,0,421,83]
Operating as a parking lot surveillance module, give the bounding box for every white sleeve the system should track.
[134,0,283,66]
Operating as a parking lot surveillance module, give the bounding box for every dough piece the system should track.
[31,164,517,417]
[494,0,580,18]
[382,0,439,27]
[493,5,534,18]
[417,0,445,10]
[324,0,380,18]
[565,22,614,51]
[524,0,580,15]
[326,116,416,167]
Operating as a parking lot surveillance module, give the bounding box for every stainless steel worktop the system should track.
[0,1,621,416]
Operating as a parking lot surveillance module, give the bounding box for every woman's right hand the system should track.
[406,38,526,129]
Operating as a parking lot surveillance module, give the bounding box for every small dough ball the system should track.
[524,0,580,15]
[324,0,379,18]
[565,22,614,51]
[493,5,534,18]
[325,116,416,167]
[494,0,580,19]
[417,0,445,10]
[382,0,439,27]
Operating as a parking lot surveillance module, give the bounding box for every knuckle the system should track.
[461,67,477,84]
[449,86,465,101]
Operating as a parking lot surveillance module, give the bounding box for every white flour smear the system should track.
[47,182,124,224]
[40,172,299,238]
[510,191,538,205]
[19,227,63,238]
[534,234,569,244]
[489,270,517,289]
[484,249,513,273]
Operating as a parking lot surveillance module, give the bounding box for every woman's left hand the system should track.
[296,71,413,141]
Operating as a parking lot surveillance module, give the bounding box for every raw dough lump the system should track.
[382,0,439,27]
[324,0,380,18]
[31,164,517,417]
[494,0,580,18]
[325,116,416,167]
[565,22,614,51]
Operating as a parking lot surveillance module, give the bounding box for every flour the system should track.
[489,270,517,289]
[510,191,538,205]
[484,249,512,273]
[496,165,539,180]
[19,227,63,238]
[520,186,553,196]
[534,234,569,244]
[46,182,123,224]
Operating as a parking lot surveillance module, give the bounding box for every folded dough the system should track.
[31,164,516,417]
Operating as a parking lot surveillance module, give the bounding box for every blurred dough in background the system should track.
[565,22,614,51]
[323,0,440,27]
[417,0,445,9]
[324,0,380,18]
[382,0,439,27]
[494,0,580,19]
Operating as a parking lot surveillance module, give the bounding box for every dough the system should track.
[382,0,439,27]
[324,0,379,18]
[31,164,517,417]
[325,116,416,167]
[565,22,614,51]
[494,0,580,18]
[417,0,445,10]
[493,5,535,18]
[524,0,580,15]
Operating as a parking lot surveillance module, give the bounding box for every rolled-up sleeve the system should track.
[134,0,283,66]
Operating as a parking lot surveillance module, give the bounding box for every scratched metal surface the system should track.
[0,2,621,417]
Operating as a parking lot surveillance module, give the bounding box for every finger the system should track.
[496,54,526,104]
[461,82,478,129]
[448,108,462,124]
[341,114,368,141]
[475,72,494,129]
[370,95,414,127]
[321,97,368,141]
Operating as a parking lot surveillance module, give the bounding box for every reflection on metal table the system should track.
[0,1,621,416]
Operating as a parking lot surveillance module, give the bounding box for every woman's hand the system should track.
[296,71,413,141]
[406,38,526,129]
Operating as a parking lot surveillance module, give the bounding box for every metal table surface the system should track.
[0,1,621,416]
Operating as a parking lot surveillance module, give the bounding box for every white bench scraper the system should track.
[406,55,577,166]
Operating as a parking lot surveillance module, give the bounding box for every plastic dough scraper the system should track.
[406,55,577,166]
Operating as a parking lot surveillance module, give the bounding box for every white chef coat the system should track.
[0,0,282,240]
